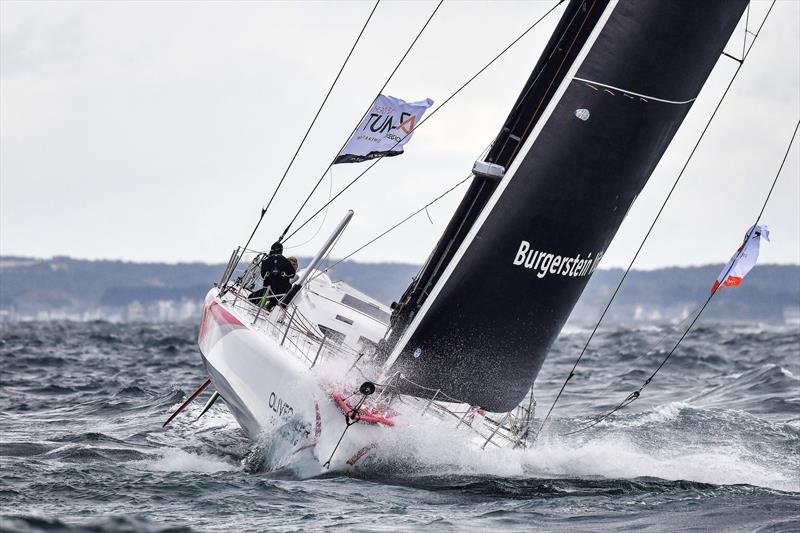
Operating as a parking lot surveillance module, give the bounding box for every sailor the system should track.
[249,242,296,311]
[287,256,299,282]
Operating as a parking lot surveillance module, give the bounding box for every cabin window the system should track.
[341,294,390,323]
[357,336,378,354]
[317,324,346,345]
[335,315,354,325]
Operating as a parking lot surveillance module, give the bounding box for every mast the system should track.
[381,0,749,411]
[283,210,354,304]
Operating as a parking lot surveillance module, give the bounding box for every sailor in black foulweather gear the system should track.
[249,242,296,311]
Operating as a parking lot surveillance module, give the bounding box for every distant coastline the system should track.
[1,256,797,325]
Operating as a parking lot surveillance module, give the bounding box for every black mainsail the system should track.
[382,0,749,411]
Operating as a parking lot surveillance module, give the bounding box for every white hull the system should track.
[198,287,395,474]
[195,270,530,475]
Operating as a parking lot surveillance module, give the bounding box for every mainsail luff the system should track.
[487,0,611,169]
[383,0,749,411]
[377,0,610,365]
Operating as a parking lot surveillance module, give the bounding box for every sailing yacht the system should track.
[169,0,752,473]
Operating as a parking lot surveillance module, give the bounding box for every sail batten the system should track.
[383,0,749,411]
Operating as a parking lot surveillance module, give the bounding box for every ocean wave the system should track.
[132,449,238,473]
[340,403,800,493]
[2,320,798,531]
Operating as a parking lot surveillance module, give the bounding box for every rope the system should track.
[396,375,466,405]
[754,122,797,223]
[350,360,466,404]
[280,0,446,242]
[312,173,473,278]
[742,2,750,60]
[282,0,567,242]
[622,301,705,369]
[351,366,399,389]
[301,138,494,285]
[531,0,777,444]
[228,1,380,275]
[284,168,334,250]
[563,117,799,437]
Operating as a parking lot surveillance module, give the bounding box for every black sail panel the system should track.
[377,0,610,358]
[386,0,748,411]
[486,0,612,168]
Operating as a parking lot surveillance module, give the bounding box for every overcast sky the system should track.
[1,1,798,269]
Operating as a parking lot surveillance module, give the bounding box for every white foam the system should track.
[357,411,799,492]
[558,324,591,336]
[614,401,690,427]
[135,449,238,473]
[521,436,799,492]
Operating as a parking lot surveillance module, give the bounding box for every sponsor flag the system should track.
[335,95,433,164]
[711,224,770,295]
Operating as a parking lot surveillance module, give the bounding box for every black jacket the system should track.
[260,254,296,295]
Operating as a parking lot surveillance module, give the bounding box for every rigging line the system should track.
[743,0,774,62]
[531,0,777,445]
[722,51,743,65]
[301,137,492,286]
[302,217,350,287]
[301,171,472,290]
[284,167,335,250]
[489,0,589,162]
[351,363,466,405]
[508,0,599,163]
[315,173,473,277]
[510,0,588,117]
[622,300,705,369]
[228,0,380,274]
[283,0,567,242]
[322,224,346,272]
[352,365,396,388]
[742,2,750,60]
[262,0,380,217]
[280,0,446,242]
[754,121,798,224]
[561,303,709,435]
[398,374,464,404]
[563,117,799,438]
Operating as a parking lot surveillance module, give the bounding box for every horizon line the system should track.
[1,254,799,271]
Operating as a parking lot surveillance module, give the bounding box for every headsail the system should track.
[381,0,749,411]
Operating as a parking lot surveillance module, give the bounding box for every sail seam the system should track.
[572,77,697,104]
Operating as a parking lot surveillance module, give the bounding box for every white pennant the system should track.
[711,224,770,295]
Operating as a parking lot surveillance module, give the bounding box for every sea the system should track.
[0,320,798,532]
